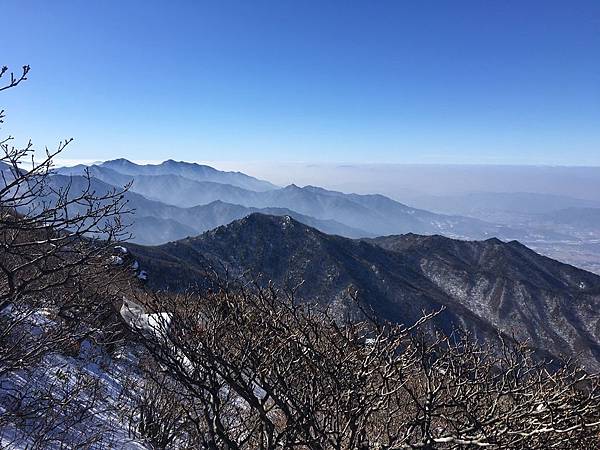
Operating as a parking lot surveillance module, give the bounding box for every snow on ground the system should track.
[114,246,128,255]
[0,339,149,450]
[110,255,124,266]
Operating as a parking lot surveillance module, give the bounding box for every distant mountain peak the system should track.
[161,159,204,168]
[105,158,135,165]
[96,158,278,192]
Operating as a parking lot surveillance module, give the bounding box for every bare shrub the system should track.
[0,64,134,447]
[125,281,600,449]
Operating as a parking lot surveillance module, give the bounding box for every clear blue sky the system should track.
[2,0,599,165]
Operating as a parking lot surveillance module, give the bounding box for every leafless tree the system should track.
[0,362,109,449]
[0,63,133,376]
[122,365,196,449]
[125,281,600,449]
[0,64,135,447]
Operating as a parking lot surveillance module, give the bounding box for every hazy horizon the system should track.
[52,157,600,202]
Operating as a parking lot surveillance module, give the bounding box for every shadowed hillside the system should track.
[129,213,600,371]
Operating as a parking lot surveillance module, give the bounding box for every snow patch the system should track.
[109,255,124,266]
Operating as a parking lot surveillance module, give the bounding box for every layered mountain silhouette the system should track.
[42,174,367,244]
[52,159,555,244]
[129,213,600,371]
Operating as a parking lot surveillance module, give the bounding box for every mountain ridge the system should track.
[55,159,554,243]
[129,213,600,371]
[45,173,372,243]
[99,158,278,192]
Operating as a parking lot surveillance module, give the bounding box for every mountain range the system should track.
[129,213,600,372]
[52,159,564,245]
[7,158,600,370]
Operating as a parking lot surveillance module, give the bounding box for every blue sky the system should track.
[1,0,599,165]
